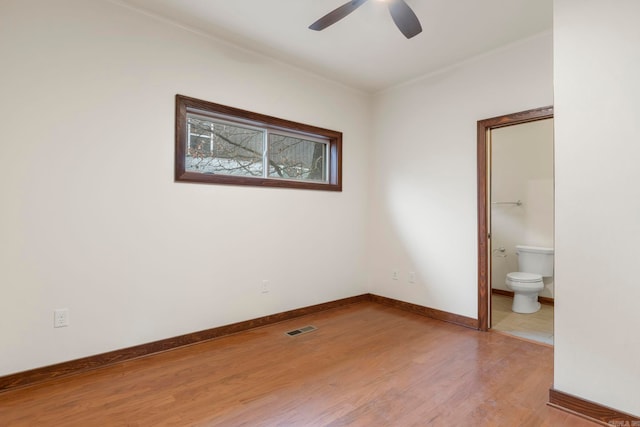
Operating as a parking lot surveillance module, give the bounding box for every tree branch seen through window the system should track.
[175,95,342,191]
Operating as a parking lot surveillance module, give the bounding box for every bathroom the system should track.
[490,117,554,344]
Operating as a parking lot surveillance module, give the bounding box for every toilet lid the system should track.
[507,272,542,283]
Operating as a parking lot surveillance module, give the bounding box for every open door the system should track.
[476,106,553,331]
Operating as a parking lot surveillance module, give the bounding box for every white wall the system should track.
[554,0,640,416]
[368,33,554,318]
[491,119,554,297]
[0,0,371,376]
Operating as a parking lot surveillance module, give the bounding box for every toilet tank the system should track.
[516,245,554,276]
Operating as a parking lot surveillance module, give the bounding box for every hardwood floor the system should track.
[492,294,554,345]
[0,302,598,426]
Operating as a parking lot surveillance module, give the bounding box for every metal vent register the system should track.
[285,325,317,337]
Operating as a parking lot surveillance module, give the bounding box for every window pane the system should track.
[268,134,327,182]
[186,115,264,177]
[176,96,342,191]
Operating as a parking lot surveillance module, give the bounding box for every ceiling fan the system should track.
[309,0,422,39]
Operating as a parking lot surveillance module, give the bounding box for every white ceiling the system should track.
[118,0,552,93]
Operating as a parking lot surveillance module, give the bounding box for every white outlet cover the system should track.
[54,308,69,328]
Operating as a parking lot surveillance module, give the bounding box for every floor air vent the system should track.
[285,325,317,337]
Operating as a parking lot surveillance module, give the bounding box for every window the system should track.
[175,95,342,191]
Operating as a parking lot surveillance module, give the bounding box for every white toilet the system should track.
[505,245,554,314]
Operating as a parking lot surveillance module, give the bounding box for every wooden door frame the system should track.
[476,106,554,331]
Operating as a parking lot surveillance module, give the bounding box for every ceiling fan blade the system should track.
[387,0,422,39]
[309,0,369,31]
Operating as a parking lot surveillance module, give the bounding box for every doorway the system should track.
[476,106,554,332]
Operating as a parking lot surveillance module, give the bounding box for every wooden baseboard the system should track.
[0,294,369,393]
[492,288,554,306]
[368,294,478,330]
[549,388,640,425]
[8,295,636,426]
[0,293,477,393]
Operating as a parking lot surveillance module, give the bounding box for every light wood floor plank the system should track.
[0,302,597,426]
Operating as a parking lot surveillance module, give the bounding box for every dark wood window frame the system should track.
[175,95,342,191]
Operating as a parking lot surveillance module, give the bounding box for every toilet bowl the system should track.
[505,272,544,314]
[505,245,554,314]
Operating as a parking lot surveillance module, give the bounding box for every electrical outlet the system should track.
[261,280,270,294]
[54,308,69,328]
[408,271,417,284]
[392,270,399,281]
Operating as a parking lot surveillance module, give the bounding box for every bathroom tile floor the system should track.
[491,294,554,345]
